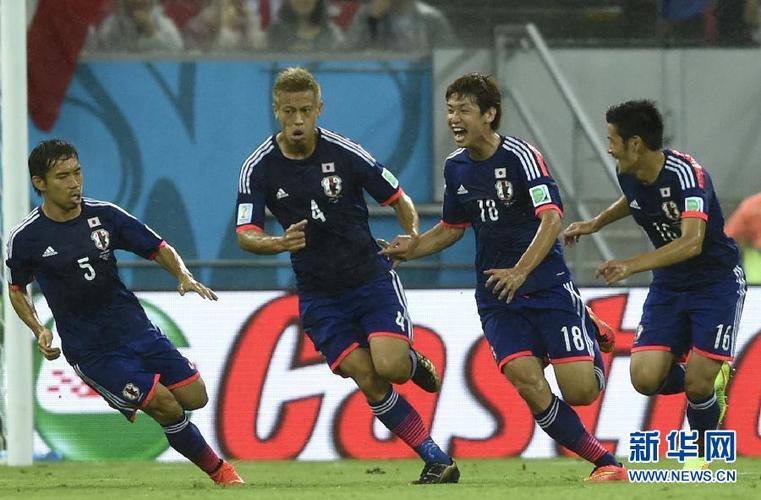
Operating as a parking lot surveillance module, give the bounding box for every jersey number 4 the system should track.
[310,199,326,222]
[77,257,96,281]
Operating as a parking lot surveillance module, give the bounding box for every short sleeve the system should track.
[5,238,34,288]
[441,167,470,227]
[506,138,563,217]
[235,154,268,233]
[108,205,164,259]
[668,153,709,222]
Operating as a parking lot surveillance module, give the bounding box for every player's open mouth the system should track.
[452,127,466,141]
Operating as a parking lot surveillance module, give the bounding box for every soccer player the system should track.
[380,73,625,481]
[564,100,745,468]
[234,67,458,484]
[6,140,243,486]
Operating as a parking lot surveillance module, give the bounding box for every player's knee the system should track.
[372,354,408,384]
[182,390,208,411]
[146,389,183,423]
[684,375,714,401]
[561,385,599,406]
[630,365,662,396]
[507,372,547,401]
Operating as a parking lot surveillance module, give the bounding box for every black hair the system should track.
[445,73,502,130]
[28,139,79,196]
[605,100,664,150]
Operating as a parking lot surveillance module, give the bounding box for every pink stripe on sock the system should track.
[195,445,222,474]
[393,412,429,448]
[572,433,607,463]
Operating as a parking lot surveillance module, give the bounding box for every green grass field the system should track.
[1,458,759,499]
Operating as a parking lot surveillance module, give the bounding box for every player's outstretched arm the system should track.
[563,195,630,246]
[596,217,705,284]
[485,208,561,303]
[7,285,61,360]
[154,244,218,300]
[237,220,307,255]
[380,222,464,264]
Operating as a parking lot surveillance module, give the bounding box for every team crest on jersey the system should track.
[495,180,515,205]
[321,175,343,198]
[661,201,680,221]
[90,228,110,251]
[122,383,141,401]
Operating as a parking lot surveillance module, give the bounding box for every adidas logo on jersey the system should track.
[457,185,469,195]
[42,246,58,257]
[276,188,289,200]
[629,199,641,209]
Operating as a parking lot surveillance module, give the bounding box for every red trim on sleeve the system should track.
[8,283,23,291]
[440,219,471,229]
[236,224,263,233]
[529,144,550,176]
[534,204,562,217]
[380,188,403,207]
[681,211,708,221]
[148,240,168,260]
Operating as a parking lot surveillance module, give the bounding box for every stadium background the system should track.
[2,0,761,464]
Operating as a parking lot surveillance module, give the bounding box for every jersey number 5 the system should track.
[77,257,96,281]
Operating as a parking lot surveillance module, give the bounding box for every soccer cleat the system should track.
[411,350,442,393]
[209,460,245,486]
[586,305,615,353]
[682,457,710,471]
[714,361,733,427]
[412,461,460,484]
[585,464,628,482]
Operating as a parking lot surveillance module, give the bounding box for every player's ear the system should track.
[484,106,496,126]
[31,175,46,193]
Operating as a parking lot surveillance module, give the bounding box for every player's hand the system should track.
[378,234,419,268]
[178,274,219,300]
[484,267,528,303]
[595,259,633,285]
[280,220,307,253]
[36,327,61,361]
[563,220,597,246]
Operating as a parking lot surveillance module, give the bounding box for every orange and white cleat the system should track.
[586,306,616,353]
[209,460,246,487]
[586,464,628,482]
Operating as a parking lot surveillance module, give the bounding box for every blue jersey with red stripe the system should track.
[617,149,739,290]
[5,198,164,363]
[236,128,401,292]
[442,135,571,304]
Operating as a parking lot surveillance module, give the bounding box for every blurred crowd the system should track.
[65,0,761,53]
[83,0,457,53]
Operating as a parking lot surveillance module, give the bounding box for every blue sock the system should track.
[162,414,221,474]
[535,395,617,467]
[687,392,720,432]
[657,363,686,395]
[369,389,451,465]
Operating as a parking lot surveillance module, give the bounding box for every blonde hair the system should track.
[272,67,321,103]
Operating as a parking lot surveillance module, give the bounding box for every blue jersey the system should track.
[5,198,164,363]
[442,135,571,304]
[236,128,401,292]
[617,149,739,290]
